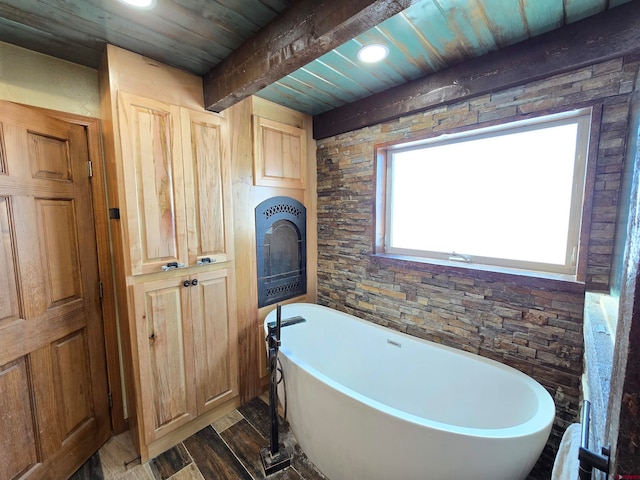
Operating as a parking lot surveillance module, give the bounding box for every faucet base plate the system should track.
[261,447,291,475]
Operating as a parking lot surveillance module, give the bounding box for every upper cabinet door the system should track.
[118,92,188,275]
[181,109,234,266]
[252,116,306,189]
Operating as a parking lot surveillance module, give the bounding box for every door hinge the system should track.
[99,281,104,299]
[88,160,93,178]
[108,392,113,409]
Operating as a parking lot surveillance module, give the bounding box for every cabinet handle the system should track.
[197,257,216,266]
[162,262,185,271]
[183,280,191,288]
[191,278,198,286]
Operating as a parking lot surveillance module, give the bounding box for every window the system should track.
[377,109,591,277]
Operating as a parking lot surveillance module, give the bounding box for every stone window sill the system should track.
[371,253,585,293]
[583,292,617,445]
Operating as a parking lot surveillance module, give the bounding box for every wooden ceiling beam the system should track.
[203,0,415,112]
[313,1,640,139]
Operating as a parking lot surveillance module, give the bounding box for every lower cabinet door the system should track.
[132,276,197,443]
[190,268,239,414]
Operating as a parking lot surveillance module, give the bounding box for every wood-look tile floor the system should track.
[71,397,327,480]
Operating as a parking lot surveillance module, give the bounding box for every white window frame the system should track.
[376,108,592,277]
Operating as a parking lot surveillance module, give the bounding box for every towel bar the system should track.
[579,400,610,479]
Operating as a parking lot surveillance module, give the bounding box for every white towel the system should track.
[552,423,582,480]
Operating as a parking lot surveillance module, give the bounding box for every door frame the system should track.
[31,103,126,434]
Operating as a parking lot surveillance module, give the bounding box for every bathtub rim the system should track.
[266,302,556,440]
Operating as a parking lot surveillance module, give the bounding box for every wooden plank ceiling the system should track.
[258,0,635,116]
[0,0,636,129]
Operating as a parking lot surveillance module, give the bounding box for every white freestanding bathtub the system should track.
[265,303,555,480]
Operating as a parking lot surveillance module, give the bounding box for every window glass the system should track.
[383,110,591,275]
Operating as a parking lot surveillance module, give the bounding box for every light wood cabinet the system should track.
[182,108,234,266]
[132,276,196,443]
[253,115,306,189]
[117,92,233,275]
[132,268,237,445]
[191,269,238,413]
[100,45,239,461]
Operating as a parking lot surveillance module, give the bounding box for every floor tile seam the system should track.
[237,404,271,440]
[235,402,306,479]
[94,400,315,480]
[221,422,308,480]
[88,451,106,480]
[213,410,246,434]
[285,448,315,480]
[216,426,261,479]
[273,462,308,480]
[166,462,204,480]
[163,442,199,480]
[179,424,255,480]
[97,445,139,480]
[105,442,189,480]
[179,440,196,469]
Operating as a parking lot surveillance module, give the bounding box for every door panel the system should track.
[132,276,196,443]
[36,199,82,306]
[182,109,232,265]
[0,102,110,480]
[0,197,20,326]
[0,357,39,479]
[28,130,72,181]
[192,269,238,414]
[252,116,306,189]
[51,330,93,437]
[29,345,65,460]
[118,92,187,275]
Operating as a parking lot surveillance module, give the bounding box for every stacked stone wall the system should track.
[316,56,640,477]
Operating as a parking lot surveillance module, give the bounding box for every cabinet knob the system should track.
[191,278,198,286]
[183,280,191,287]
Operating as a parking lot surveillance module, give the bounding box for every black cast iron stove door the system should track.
[255,196,307,307]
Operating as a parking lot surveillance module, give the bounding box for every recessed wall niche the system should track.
[255,196,307,308]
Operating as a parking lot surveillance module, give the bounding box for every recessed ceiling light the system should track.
[357,44,389,63]
[117,0,156,9]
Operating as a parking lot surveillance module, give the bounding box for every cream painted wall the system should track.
[0,41,99,117]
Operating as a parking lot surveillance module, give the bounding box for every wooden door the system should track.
[131,275,196,443]
[191,268,238,414]
[181,108,233,266]
[117,92,188,276]
[0,102,110,479]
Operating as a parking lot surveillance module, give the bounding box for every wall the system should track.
[315,56,640,477]
[611,75,640,299]
[227,96,318,402]
[0,41,99,116]
[607,70,640,476]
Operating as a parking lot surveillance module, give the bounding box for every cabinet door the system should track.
[182,109,233,265]
[132,276,196,443]
[118,92,188,275]
[252,116,306,189]
[190,269,238,414]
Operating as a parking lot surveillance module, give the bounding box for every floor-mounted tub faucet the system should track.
[261,305,291,475]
